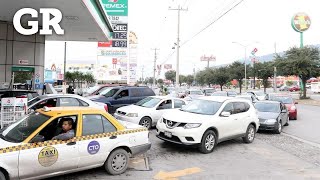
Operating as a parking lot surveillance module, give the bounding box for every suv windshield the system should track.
[99,88,119,97]
[87,86,100,94]
[181,100,222,115]
[135,97,161,108]
[254,103,280,113]
[1,112,50,143]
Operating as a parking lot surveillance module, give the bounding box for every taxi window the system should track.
[102,116,116,133]
[82,115,116,135]
[82,115,104,136]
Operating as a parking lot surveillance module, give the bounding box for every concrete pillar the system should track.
[0,21,45,89]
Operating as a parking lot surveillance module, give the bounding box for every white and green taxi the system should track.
[0,107,151,180]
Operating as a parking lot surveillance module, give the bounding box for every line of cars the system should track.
[0,86,299,179]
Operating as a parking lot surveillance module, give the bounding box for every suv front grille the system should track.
[163,118,186,128]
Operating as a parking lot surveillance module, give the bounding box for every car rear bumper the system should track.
[131,143,151,156]
[288,111,297,119]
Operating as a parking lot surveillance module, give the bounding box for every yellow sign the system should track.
[38,146,58,167]
[153,167,203,180]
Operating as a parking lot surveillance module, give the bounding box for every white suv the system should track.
[156,96,260,153]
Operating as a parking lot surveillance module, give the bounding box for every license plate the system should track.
[164,131,172,138]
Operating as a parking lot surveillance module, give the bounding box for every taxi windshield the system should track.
[1,112,50,143]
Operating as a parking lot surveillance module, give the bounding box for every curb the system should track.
[282,132,320,149]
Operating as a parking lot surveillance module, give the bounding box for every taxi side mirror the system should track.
[31,135,45,143]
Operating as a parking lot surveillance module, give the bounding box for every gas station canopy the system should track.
[0,0,113,41]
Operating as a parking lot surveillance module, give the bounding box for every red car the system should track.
[270,95,298,120]
[289,86,300,92]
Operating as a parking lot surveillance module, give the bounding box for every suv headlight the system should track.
[127,113,138,117]
[184,123,201,129]
[265,119,277,124]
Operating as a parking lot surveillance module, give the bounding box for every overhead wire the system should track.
[180,0,245,47]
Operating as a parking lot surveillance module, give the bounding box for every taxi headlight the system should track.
[127,113,138,117]
[265,119,277,124]
[184,123,201,129]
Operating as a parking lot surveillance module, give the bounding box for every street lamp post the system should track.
[232,41,259,91]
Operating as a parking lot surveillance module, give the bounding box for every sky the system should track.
[45,0,320,79]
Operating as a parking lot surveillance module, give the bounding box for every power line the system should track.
[181,0,245,47]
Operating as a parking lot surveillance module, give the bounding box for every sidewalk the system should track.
[295,98,320,106]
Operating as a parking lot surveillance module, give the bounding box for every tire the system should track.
[0,170,6,180]
[284,117,289,126]
[139,117,152,129]
[104,149,129,175]
[242,124,256,143]
[274,121,282,134]
[198,130,217,154]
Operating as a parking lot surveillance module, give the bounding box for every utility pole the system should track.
[141,66,144,82]
[169,5,187,87]
[63,42,67,82]
[151,48,159,87]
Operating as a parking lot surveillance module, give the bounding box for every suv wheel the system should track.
[139,117,152,129]
[199,130,216,154]
[104,149,129,175]
[274,121,282,134]
[0,170,6,180]
[242,124,256,143]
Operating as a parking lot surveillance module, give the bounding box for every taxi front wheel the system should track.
[104,149,129,175]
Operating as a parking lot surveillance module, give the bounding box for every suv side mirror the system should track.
[220,111,231,117]
[31,135,45,143]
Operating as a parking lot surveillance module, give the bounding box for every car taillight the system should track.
[104,105,108,112]
[290,106,296,111]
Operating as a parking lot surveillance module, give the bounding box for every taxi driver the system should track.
[52,118,75,140]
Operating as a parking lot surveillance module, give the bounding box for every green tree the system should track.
[179,75,186,86]
[165,70,176,84]
[65,72,76,87]
[276,46,320,98]
[255,61,274,93]
[212,67,230,91]
[196,70,206,86]
[203,68,215,87]
[84,73,95,84]
[229,62,246,93]
[14,72,32,83]
[157,78,164,84]
[186,75,194,86]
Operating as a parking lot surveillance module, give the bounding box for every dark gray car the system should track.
[254,101,289,134]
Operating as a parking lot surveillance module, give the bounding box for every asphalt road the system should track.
[283,104,320,144]
[50,130,320,180]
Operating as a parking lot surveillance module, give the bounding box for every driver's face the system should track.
[62,121,72,132]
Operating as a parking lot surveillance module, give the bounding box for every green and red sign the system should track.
[291,13,311,32]
[99,0,128,16]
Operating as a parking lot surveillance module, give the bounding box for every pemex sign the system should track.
[99,0,128,16]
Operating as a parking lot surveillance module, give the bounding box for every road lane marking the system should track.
[153,167,203,180]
